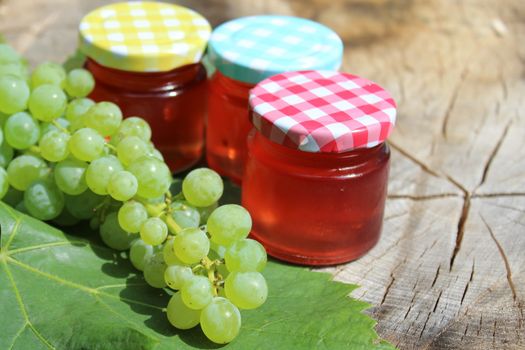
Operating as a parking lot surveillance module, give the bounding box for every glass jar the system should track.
[242,71,397,266]
[78,2,211,172]
[206,15,343,183]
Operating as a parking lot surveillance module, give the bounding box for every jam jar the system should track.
[78,1,211,172]
[242,71,397,266]
[206,15,343,183]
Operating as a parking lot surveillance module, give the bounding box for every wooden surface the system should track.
[1,0,524,349]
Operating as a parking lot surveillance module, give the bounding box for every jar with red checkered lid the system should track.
[242,70,397,265]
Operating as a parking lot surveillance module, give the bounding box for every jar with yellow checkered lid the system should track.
[78,1,211,172]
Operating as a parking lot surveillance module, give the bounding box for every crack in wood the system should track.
[380,272,396,306]
[388,194,460,201]
[431,265,441,288]
[441,67,469,139]
[449,193,471,271]
[419,311,433,341]
[388,141,442,179]
[472,192,525,198]
[475,121,512,192]
[460,261,475,305]
[433,290,443,313]
[480,214,518,302]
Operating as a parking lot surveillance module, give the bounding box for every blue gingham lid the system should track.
[208,15,343,84]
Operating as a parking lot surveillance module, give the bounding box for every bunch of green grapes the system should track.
[0,43,268,344]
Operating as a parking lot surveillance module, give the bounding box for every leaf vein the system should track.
[7,240,89,256]
[2,260,56,349]
[7,256,164,311]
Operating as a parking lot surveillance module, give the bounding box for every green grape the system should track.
[167,292,200,330]
[207,205,252,246]
[4,112,39,150]
[143,251,167,288]
[64,68,94,98]
[200,297,241,344]
[197,202,218,225]
[181,275,213,310]
[116,136,149,166]
[182,168,224,207]
[52,207,80,227]
[2,186,23,207]
[107,171,137,201]
[39,130,70,162]
[31,62,66,88]
[64,190,105,220]
[85,155,123,195]
[225,272,268,310]
[130,238,155,271]
[0,62,29,80]
[0,167,9,199]
[225,239,267,272]
[0,44,21,64]
[163,237,183,265]
[118,116,151,141]
[128,156,171,199]
[0,111,8,125]
[28,84,67,122]
[15,200,28,214]
[209,241,227,259]
[69,128,105,162]
[149,148,164,161]
[165,265,193,290]
[118,200,148,233]
[65,98,94,131]
[85,101,122,136]
[40,117,70,136]
[7,154,48,191]
[99,212,134,251]
[24,179,65,221]
[0,142,13,168]
[54,158,88,195]
[170,201,200,229]
[173,227,210,265]
[140,217,168,246]
[0,75,30,114]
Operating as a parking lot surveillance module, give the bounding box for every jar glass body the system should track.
[206,71,255,184]
[86,58,207,172]
[241,130,390,266]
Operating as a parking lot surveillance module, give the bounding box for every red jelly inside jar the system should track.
[206,71,255,183]
[77,2,211,172]
[242,71,397,266]
[86,59,207,172]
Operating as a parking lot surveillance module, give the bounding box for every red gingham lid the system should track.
[248,71,397,153]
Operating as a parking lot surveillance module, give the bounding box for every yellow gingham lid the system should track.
[78,1,211,72]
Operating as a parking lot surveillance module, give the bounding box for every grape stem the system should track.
[201,256,224,297]
[52,120,70,134]
[164,214,182,234]
[104,142,117,153]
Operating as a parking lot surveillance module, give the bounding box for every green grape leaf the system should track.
[0,202,394,350]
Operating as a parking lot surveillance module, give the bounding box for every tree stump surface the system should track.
[1,0,523,349]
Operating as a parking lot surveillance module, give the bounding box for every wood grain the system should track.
[0,0,523,348]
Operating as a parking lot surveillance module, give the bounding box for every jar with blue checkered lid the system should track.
[78,1,211,172]
[206,15,343,183]
[242,71,397,266]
